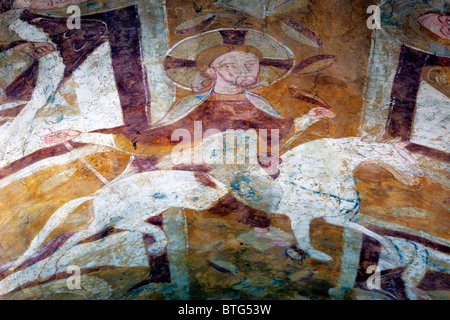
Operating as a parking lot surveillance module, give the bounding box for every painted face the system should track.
[418,13,450,41]
[210,51,260,88]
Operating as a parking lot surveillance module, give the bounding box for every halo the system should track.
[164,28,295,92]
[380,0,450,57]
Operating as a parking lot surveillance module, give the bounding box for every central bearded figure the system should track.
[45,43,335,228]
[0,35,338,286]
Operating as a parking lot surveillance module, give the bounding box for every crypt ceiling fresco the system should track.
[0,0,448,300]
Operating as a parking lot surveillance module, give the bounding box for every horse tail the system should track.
[11,195,96,270]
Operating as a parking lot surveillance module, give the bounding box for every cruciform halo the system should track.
[163,28,295,92]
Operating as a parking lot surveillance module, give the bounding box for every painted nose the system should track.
[237,64,252,75]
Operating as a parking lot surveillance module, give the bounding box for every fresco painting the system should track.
[0,0,448,300]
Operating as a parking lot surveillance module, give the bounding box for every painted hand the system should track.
[43,129,80,145]
[307,107,336,119]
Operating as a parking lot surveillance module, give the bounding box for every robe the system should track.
[111,93,296,228]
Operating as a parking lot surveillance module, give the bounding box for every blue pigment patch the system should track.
[152,192,166,199]
[87,2,100,8]
[231,177,262,206]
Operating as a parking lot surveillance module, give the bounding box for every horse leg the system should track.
[323,216,398,257]
[290,218,333,261]
[116,219,168,256]
[401,243,429,300]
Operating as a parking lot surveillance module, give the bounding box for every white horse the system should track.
[2,170,228,284]
[221,137,424,262]
[1,135,423,296]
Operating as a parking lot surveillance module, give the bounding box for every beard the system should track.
[234,75,258,88]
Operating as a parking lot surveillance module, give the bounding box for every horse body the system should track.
[0,136,424,295]
[241,137,424,261]
[3,170,228,284]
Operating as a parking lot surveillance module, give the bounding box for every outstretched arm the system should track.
[43,129,175,158]
[44,129,117,149]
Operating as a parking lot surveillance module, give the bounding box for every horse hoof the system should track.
[285,246,307,262]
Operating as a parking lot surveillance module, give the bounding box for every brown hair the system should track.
[196,44,263,72]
